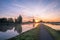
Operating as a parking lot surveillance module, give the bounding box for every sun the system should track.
[35,19,40,22]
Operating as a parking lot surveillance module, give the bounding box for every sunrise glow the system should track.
[35,19,40,22]
[0,0,60,22]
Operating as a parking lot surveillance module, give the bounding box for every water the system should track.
[22,23,39,32]
[44,23,60,30]
[0,23,39,40]
[0,23,60,40]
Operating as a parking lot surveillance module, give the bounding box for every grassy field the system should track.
[44,24,60,40]
[8,24,40,40]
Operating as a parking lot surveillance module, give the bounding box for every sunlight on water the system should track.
[22,24,33,32]
[44,23,60,30]
[33,23,40,27]
[22,23,39,32]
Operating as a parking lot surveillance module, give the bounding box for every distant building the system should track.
[33,19,35,23]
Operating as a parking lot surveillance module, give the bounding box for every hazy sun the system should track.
[35,19,40,22]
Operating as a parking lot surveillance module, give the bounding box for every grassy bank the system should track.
[44,24,60,40]
[8,24,40,40]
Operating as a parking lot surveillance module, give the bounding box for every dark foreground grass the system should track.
[44,25,60,40]
[8,25,40,40]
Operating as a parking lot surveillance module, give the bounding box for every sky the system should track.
[0,0,60,22]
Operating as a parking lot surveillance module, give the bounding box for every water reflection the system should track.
[33,23,40,27]
[44,23,60,30]
[0,23,39,40]
[0,24,22,40]
[22,23,39,32]
[0,23,39,33]
[0,25,13,32]
[22,23,33,32]
[0,24,22,34]
[14,24,22,33]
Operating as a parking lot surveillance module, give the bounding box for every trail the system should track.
[39,24,53,40]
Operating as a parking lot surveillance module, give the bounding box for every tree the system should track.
[40,20,43,22]
[15,19,17,23]
[7,18,14,23]
[0,18,7,23]
[17,15,22,23]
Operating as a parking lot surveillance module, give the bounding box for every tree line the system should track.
[0,15,22,24]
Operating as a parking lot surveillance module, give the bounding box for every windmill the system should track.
[33,16,35,23]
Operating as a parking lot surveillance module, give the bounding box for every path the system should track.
[39,24,53,40]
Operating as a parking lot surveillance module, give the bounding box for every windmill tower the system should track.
[33,16,35,23]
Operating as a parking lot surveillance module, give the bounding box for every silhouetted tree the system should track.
[0,18,7,23]
[15,19,17,23]
[7,18,14,23]
[40,20,43,23]
[17,15,22,23]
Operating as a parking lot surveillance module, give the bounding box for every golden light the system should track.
[33,23,39,27]
[35,19,40,22]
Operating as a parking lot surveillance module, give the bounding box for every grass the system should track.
[44,24,60,40]
[8,24,40,40]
